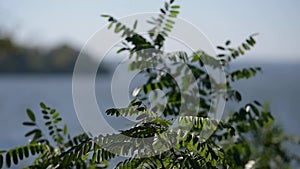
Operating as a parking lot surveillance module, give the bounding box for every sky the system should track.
[0,0,300,62]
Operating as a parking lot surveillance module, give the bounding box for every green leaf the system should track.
[0,154,3,169]
[165,23,173,29]
[248,104,259,116]
[106,108,120,116]
[6,152,11,168]
[52,112,60,119]
[43,115,50,120]
[160,8,166,14]
[12,150,18,165]
[217,46,225,50]
[170,10,179,15]
[217,54,225,58]
[108,17,116,23]
[171,5,180,9]
[163,27,172,32]
[26,109,36,122]
[238,47,245,55]
[22,122,36,126]
[234,91,242,102]
[56,128,62,132]
[23,147,29,158]
[54,118,62,124]
[250,36,256,45]
[81,153,89,161]
[101,14,111,18]
[117,47,129,54]
[49,130,54,136]
[40,102,47,109]
[63,124,68,135]
[254,100,262,106]
[114,23,122,33]
[164,2,169,10]
[18,148,23,160]
[108,22,114,29]
[50,109,56,114]
[133,20,138,30]
[225,40,231,46]
[242,43,250,50]
[41,110,48,115]
[45,121,51,126]
[168,13,177,18]
[25,129,40,137]
[166,19,175,24]
[29,146,35,155]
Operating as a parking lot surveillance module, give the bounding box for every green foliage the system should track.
[1,103,116,168]
[1,0,300,168]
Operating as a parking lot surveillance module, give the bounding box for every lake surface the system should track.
[0,62,300,167]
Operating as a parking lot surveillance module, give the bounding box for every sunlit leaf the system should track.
[171,5,180,9]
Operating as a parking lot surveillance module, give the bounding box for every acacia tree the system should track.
[1,0,299,168]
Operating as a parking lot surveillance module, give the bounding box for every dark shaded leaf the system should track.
[217,46,225,50]
[42,110,48,115]
[43,115,50,120]
[225,40,231,46]
[217,54,225,57]
[254,100,262,106]
[234,91,242,102]
[137,107,145,111]
[11,150,18,165]
[160,8,166,14]
[0,154,3,169]
[6,152,11,168]
[25,129,40,137]
[117,47,129,53]
[30,146,35,155]
[18,148,23,160]
[23,147,29,158]
[22,122,36,126]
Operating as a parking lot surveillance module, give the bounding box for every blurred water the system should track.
[228,63,300,136]
[0,63,299,167]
